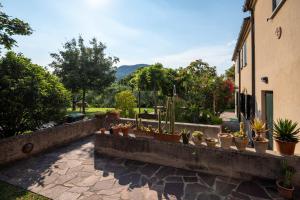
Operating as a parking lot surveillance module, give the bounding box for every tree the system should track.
[225,64,235,81]
[50,36,119,113]
[0,3,32,50]
[0,52,70,138]
[115,90,137,118]
[130,63,167,114]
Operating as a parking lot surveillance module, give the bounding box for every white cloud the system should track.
[85,0,112,8]
[118,42,235,74]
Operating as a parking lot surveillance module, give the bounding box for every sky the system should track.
[2,0,247,74]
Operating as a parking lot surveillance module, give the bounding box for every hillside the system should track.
[116,64,148,80]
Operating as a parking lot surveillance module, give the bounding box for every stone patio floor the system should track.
[0,136,294,200]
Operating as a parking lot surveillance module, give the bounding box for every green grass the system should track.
[0,180,49,200]
[67,107,154,118]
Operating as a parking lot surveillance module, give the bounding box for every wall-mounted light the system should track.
[261,76,268,84]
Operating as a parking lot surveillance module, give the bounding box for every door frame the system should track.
[261,91,273,150]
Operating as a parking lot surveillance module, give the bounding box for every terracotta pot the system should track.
[100,128,106,134]
[154,134,181,143]
[121,127,129,137]
[276,180,294,199]
[133,129,155,137]
[112,127,120,136]
[275,139,297,155]
[218,133,233,149]
[191,136,203,145]
[234,137,248,151]
[205,138,218,148]
[253,139,269,153]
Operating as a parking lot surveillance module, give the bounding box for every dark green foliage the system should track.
[50,36,118,113]
[116,64,148,80]
[0,52,70,138]
[280,160,296,189]
[0,3,32,50]
[0,180,49,200]
[273,118,300,142]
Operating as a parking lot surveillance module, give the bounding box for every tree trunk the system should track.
[82,89,86,114]
[154,89,158,114]
[72,95,76,111]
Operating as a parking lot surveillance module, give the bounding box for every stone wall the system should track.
[0,118,102,166]
[95,134,300,188]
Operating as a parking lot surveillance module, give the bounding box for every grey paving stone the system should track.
[228,191,251,200]
[197,172,216,187]
[183,176,198,183]
[215,180,237,196]
[236,181,271,199]
[165,176,183,182]
[184,183,211,200]
[164,182,184,199]
[197,192,221,200]
[140,164,161,177]
[176,168,197,176]
[155,166,176,179]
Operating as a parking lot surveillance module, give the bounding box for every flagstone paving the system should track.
[0,136,295,200]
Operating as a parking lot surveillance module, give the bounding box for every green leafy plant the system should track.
[0,52,70,138]
[273,119,300,142]
[192,131,204,140]
[115,90,137,118]
[280,160,296,189]
[233,122,247,138]
[251,118,267,141]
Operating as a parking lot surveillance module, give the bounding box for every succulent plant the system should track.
[192,131,204,140]
[273,118,300,143]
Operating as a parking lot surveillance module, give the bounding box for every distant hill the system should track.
[116,64,148,80]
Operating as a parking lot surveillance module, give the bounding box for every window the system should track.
[272,0,282,11]
[243,43,247,66]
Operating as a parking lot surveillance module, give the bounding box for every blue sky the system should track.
[2,0,246,74]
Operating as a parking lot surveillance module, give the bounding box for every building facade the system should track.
[233,0,300,153]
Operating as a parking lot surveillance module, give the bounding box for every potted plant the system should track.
[154,97,181,143]
[120,123,132,137]
[233,122,248,151]
[251,118,269,153]
[111,124,121,136]
[276,160,296,199]
[181,129,191,144]
[273,118,300,155]
[205,137,218,148]
[218,128,233,149]
[100,128,106,134]
[192,131,204,145]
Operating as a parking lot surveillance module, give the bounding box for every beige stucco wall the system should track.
[254,0,300,153]
[240,29,253,95]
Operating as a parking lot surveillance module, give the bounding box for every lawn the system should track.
[0,180,49,200]
[67,107,154,118]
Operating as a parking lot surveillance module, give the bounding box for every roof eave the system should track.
[231,17,251,61]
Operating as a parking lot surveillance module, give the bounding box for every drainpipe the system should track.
[238,52,241,122]
[250,9,256,119]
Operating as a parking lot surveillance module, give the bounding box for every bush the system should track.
[115,90,137,118]
[0,52,70,138]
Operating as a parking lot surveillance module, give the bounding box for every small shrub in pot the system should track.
[218,128,233,149]
[273,118,299,155]
[276,160,296,199]
[205,137,218,148]
[192,131,204,145]
[251,118,269,153]
[233,122,248,151]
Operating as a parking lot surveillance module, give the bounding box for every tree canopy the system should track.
[0,52,70,138]
[0,3,32,50]
[50,36,119,113]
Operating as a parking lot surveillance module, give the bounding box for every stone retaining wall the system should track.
[95,133,300,187]
[0,118,102,166]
